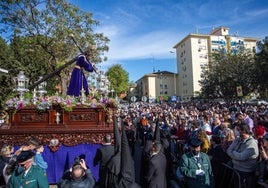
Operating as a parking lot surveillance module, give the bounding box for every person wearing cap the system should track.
[8,150,49,188]
[57,158,95,188]
[227,122,259,188]
[178,137,214,188]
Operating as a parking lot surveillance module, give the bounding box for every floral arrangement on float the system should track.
[5,71,118,114]
[5,93,118,114]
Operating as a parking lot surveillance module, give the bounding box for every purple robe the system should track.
[67,55,94,96]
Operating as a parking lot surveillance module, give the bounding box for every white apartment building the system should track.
[135,71,177,101]
[173,26,258,100]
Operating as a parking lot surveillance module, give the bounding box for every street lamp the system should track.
[160,72,163,95]
[170,51,177,95]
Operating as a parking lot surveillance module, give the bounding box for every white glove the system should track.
[196,169,205,176]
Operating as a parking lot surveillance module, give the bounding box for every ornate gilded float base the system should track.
[0,107,115,151]
[0,131,114,152]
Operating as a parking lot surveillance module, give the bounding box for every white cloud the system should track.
[245,8,268,17]
[97,24,184,61]
[92,0,268,64]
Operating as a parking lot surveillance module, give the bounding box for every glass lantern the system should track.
[37,76,47,98]
[13,71,29,101]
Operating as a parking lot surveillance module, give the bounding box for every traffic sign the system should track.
[131,96,137,102]
[141,96,147,102]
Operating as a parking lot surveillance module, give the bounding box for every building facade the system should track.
[173,26,258,101]
[135,71,177,101]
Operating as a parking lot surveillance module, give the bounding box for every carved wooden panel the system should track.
[0,107,115,150]
[13,109,49,127]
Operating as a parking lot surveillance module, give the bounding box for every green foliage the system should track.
[199,49,256,99]
[155,95,169,103]
[105,64,129,97]
[255,36,268,98]
[0,0,110,109]
[0,37,19,109]
[200,37,268,99]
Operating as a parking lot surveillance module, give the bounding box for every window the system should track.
[198,45,206,52]
[199,54,208,59]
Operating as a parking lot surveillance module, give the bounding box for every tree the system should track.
[0,36,21,109]
[255,36,268,98]
[105,64,129,97]
[199,49,256,99]
[0,0,109,95]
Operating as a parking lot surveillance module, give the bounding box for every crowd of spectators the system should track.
[1,99,268,187]
[119,99,268,187]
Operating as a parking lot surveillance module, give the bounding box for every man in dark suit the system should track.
[93,134,115,188]
[144,141,167,188]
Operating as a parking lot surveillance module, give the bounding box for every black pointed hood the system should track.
[119,124,141,188]
[114,115,121,155]
[154,121,161,142]
[106,115,121,176]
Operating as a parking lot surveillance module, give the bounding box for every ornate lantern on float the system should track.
[13,71,29,101]
[37,76,47,98]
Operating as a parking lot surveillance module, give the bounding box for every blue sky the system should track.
[71,0,268,82]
